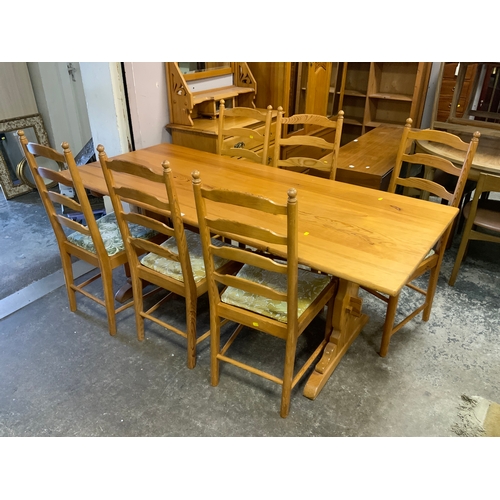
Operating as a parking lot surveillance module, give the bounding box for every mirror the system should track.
[178,62,230,75]
[0,114,50,199]
[433,62,500,139]
[176,62,232,82]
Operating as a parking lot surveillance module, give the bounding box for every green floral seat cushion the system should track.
[221,264,332,323]
[140,230,229,283]
[67,212,156,256]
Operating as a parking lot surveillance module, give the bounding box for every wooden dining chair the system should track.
[17,130,156,335]
[272,108,344,180]
[98,146,238,369]
[361,119,480,357]
[449,172,500,286]
[191,170,337,418]
[217,99,274,165]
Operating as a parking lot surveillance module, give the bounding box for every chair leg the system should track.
[61,251,77,311]
[133,277,145,341]
[449,222,473,286]
[101,263,117,336]
[210,316,221,387]
[280,332,298,418]
[422,265,440,322]
[185,295,197,369]
[379,294,399,357]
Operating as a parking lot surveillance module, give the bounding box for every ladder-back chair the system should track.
[217,99,274,165]
[98,146,237,368]
[192,170,337,417]
[362,118,480,356]
[17,130,155,335]
[449,172,500,286]
[272,108,344,180]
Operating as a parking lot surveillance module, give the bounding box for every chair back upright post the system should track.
[217,99,274,165]
[272,108,344,180]
[191,170,337,417]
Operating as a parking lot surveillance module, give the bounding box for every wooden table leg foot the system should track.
[304,279,369,400]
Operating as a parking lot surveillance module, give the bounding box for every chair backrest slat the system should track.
[272,108,344,180]
[217,99,274,166]
[56,214,91,235]
[402,152,463,177]
[207,218,287,246]
[123,211,175,238]
[113,185,173,214]
[201,186,288,215]
[47,189,83,213]
[214,272,288,302]
[211,245,287,274]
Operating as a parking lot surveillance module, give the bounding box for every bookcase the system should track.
[249,62,431,144]
[333,62,431,140]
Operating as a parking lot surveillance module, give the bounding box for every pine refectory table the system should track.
[62,143,458,400]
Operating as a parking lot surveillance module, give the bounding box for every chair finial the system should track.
[405,117,413,128]
[97,144,108,161]
[162,160,171,174]
[287,188,297,204]
[191,170,201,184]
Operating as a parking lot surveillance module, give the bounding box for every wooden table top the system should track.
[416,134,500,180]
[318,125,404,190]
[70,143,457,296]
[337,125,403,183]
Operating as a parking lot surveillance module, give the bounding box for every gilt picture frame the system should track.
[0,113,49,200]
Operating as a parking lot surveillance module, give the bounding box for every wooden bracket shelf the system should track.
[369,93,413,102]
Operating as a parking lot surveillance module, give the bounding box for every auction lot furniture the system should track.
[449,173,500,286]
[361,119,480,357]
[192,173,337,417]
[18,131,154,336]
[99,147,239,369]
[61,143,458,400]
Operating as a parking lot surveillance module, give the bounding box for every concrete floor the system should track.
[0,188,499,437]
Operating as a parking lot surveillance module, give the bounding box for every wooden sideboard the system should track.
[166,62,278,162]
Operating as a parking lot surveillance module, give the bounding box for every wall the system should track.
[79,62,132,158]
[0,63,38,121]
[420,62,442,129]
[27,62,92,153]
[123,62,171,149]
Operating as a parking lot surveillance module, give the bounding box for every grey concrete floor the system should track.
[0,188,499,438]
[0,190,62,299]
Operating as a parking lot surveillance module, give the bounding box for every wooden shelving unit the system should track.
[332,62,431,137]
[249,62,431,146]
